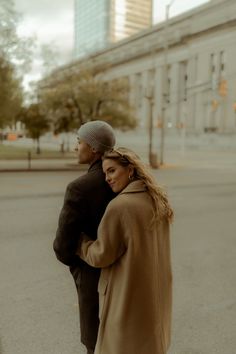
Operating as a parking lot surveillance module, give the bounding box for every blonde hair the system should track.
[103,147,174,224]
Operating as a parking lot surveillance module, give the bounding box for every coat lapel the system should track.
[120,180,146,195]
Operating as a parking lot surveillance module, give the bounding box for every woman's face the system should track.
[102,158,132,193]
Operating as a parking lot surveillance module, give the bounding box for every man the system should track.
[53,120,116,354]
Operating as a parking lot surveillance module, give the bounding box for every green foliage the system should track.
[19,104,50,153]
[40,43,60,76]
[20,104,50,140]
[0,56,23,128]
[39,67,137,133]
[0,0,34,128]
[0,144,75,160]
[0,0,34,73]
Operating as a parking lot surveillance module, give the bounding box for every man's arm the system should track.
[53,182,87,266]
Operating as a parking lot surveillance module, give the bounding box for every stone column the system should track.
[140,70,150,129]
[169,62,180,129]
[129,74,137,115]
[153,66,163,127]
[186,56,197,132]
[222,47,236,132]
[194,52,211,133]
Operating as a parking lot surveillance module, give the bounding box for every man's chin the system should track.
[78,159,87,165]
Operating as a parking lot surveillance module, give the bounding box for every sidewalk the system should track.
[0,158,87,172]
[1,147,236,172]
[1,129,236,172]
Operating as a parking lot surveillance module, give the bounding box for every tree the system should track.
[0,0,34,129]
[0,0,34,73]
[0,56,23,129]
[19,104,50,154]
[40,42,60,76]
[39,67,137,135]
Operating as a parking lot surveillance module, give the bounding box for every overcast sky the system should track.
[15,0,210,87]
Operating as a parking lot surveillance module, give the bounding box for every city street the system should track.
[0,158,236,353]
[2,0,236,352]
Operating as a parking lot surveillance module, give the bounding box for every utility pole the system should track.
[160,0,176,165]
[145,44,160,168]
[145,87,158,169]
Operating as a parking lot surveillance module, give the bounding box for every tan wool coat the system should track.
[78,180,172,354]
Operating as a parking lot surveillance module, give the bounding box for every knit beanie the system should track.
[77,120,116,153]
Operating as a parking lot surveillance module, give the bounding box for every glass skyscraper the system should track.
[74,0,153,58]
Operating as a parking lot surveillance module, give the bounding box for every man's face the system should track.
[75,139,95,164]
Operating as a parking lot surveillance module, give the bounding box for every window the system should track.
[219,50,226,78]
[179,61,188,102]
[210,53,217,90]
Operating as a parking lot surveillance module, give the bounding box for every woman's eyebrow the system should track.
[104,167,113,173]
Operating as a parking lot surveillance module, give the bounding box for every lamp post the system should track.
[146,86,158,168]
[145,45,159,169]
[160,0,176,165]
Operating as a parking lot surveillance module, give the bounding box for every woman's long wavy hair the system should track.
[103,147,174,224]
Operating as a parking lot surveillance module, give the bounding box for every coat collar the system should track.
[88,159,102,172]
[120,180,146,195]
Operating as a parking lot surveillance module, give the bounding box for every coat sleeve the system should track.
[53,182,87,266]
[77,203,127,268]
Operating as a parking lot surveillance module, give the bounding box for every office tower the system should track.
[74,0,153,58]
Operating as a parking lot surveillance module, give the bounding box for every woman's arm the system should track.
[77,204,126,268]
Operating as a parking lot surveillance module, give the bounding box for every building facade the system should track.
[74,0,153,58]
[44,0,236,135]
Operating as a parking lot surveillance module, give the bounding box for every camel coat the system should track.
[78,180,172,354]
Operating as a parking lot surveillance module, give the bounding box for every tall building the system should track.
[74,0,153,58]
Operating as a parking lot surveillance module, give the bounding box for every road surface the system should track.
[0,159,236,353]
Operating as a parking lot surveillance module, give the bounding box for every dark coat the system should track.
[53,160,114,349]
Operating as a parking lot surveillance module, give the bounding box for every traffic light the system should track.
[218,80,227,97]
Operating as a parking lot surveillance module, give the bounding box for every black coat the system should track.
[53,160,114,349]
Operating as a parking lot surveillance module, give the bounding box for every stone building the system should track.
[41,0,236,135]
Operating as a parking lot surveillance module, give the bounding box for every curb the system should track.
[0,164,88,173]
[0,168,86,173]
[0,164,182,173]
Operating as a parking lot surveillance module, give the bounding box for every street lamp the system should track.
[145,86,159,169]
[160,0,176,165]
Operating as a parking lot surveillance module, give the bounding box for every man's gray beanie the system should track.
[77,120,116,153]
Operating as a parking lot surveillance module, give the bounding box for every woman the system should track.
[77,147,173,354]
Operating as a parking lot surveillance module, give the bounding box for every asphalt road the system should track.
[0,162,236,354]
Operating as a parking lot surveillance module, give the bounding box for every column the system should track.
[169,62,180,129]
[153,66,163,126]
[140,70,150,129]
[129,74,137,114]
[186,56,197,132]
[223,47,236,132]
[195,52,211,132]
